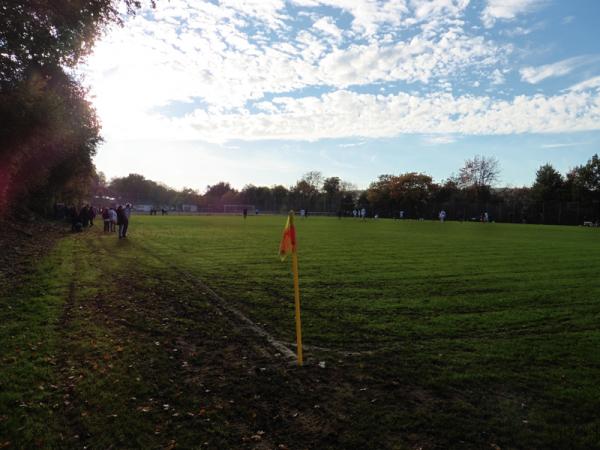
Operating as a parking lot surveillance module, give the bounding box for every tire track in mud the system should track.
[91,235,339,449]
[55,236,93,446]
[130,239,298,362]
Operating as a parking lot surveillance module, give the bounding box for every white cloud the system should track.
[316,29,504,87]
[481,0,547,28]
[567,76,600,92]
[540,142,587,149]
[312,16,343,40]
[422,135,458,145]
[83,0,507,121]
[520,56,596,84]
[81,0,600,148]
[490,68,505,85]
[338,141,366,148]
[153,89,600,143]
[292,0,409,36]
[218,0,289,29]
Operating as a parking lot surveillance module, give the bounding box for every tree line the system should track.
[0,1,150,218]
[104,153,600,225]
[2,2,597,226]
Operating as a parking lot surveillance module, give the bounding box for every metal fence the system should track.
[407,201,600,225]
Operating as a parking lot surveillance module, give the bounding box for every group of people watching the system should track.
[69,204,96,232]
[103,204,132,238]
[69,204,132,238]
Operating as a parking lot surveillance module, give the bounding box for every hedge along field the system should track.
[130,214,600,445]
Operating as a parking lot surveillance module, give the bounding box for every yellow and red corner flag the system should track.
[279,211,303,366]
[279,212,297,261]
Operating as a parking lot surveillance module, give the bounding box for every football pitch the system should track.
[2,215,600,448]
[138,215,600,350]
[133,215,600,445]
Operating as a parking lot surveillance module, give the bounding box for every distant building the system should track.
[134,204,153,213]
[181,204,198,213]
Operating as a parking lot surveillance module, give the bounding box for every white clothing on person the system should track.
[361,208,366,218]
[439,210,446,223]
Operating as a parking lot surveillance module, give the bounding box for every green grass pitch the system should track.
[2,214,600,448]
[134,215,600,445]
[136,215,600,349]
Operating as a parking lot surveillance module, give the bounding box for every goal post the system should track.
[223,204,256,214]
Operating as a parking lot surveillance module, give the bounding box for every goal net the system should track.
[223,204,256,214]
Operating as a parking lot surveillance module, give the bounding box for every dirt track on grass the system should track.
[0,224,472,449]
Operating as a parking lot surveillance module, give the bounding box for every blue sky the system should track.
[83,0,600,191]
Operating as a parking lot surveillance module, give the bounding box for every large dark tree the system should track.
[0,1,151,217]
[1,0,152,85]
[531,163,564,202]
[575,154,600,195]
[323,176,341,210]
[367,173,434,217]
[0,67,101,213]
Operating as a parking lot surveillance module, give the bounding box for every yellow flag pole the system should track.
[292,250,303,366]
[290,213,303,366]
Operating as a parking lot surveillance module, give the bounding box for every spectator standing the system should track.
[439,210,446,223]
[123,203,132,237]
[69,206,80,232]
[116,206,128,239]
[102,207,110,232]
[109,207,117,232]
[88,206,96,227]
[80,205,89,228]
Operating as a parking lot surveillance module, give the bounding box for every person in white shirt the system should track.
[109,207,117,232]
[122,204,132,237]
[361,208,366,219]
[439,210,446,223]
